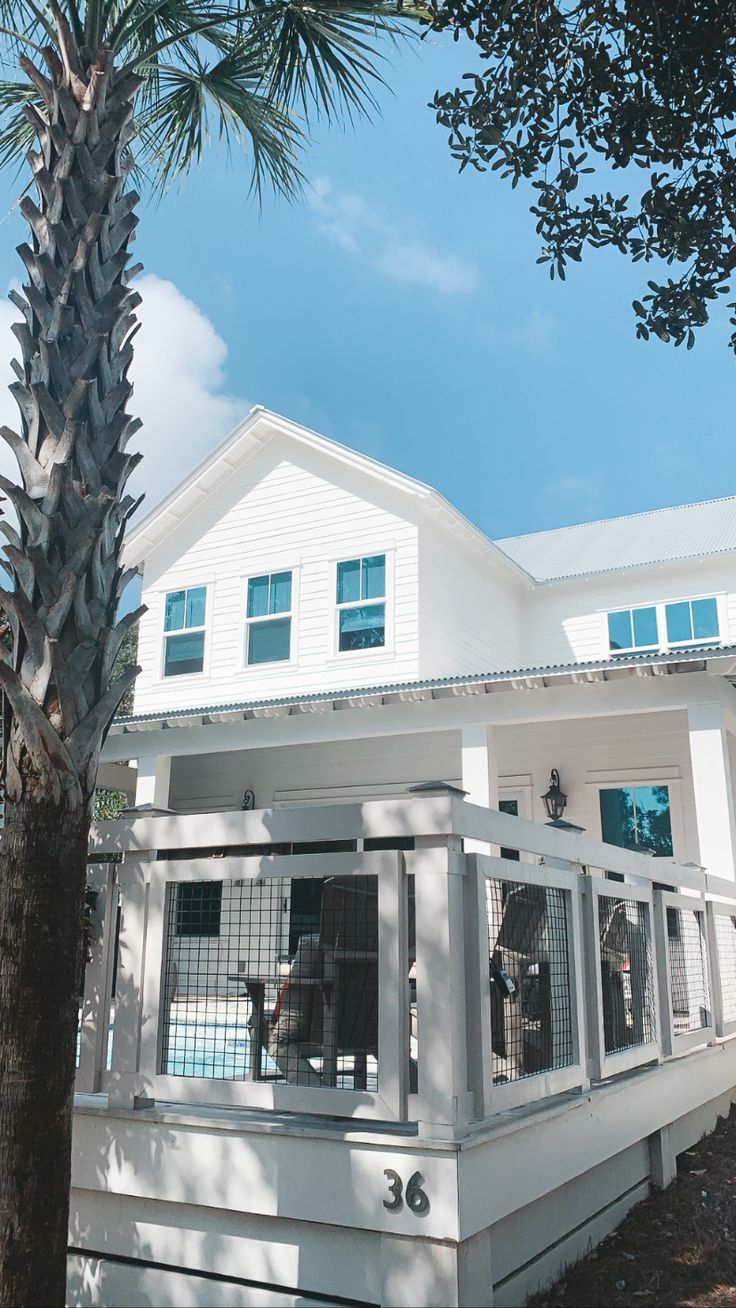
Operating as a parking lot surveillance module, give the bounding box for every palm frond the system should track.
[246,0,411,122]
[135,41,305,197]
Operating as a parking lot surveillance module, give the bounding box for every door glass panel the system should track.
[499,798,520,861]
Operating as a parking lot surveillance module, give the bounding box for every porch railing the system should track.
[76,795,736,1135]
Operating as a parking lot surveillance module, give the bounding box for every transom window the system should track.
[599,785,673,857]
[246,571,292,664]
[607,605,658,652]
[163,586,206,676]
[336,554,386,652]
[665,596,719,646]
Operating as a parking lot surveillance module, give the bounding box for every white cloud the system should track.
[0,273,248,520]
[308,176,478,296]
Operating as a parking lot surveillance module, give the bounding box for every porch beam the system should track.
[101,672,736,764]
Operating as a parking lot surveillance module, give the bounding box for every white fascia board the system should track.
[122,404,533,586]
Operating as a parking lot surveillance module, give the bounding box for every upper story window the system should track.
[665,596,719,646]
[336,554,385,652]
[246,571,292,664]
[608,596,720,655]
[164,586,206,676]
[607,605,658,653]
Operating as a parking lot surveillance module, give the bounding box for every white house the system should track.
[105,404,736,883]
[73,407,736,1308]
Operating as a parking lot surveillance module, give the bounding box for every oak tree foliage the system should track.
[429,0,736,351]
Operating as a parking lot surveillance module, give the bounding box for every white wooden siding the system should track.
[495,709,700,864]
[168,710,706,865]
[169,729,462,812]
[516,556,736,669]
[134,442,421,715]
[417,528,522,676]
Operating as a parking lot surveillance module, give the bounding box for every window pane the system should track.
[600,787,637,849]
[608,610,633,651]
[362,554,385,600]
[337,559,361,604]
[632,786,673,857]
[632,606,658,647]
[666,601,692,644]
[164,590,186,632]
[247,575,270,618]
[270,571,292,614]
[175,882,222,937]
[248,617,291,664]
[339,603,385,651]
[185,586,206,629]
[692,597,719,641]
[164,630,205,676]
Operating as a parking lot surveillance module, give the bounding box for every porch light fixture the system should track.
[542,769,567,822]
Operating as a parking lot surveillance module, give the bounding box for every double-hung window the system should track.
[336,554,386,652]
[607,605,658,653]
[246,571,292,664]
[163,586,206,676]
[665,596,719,647]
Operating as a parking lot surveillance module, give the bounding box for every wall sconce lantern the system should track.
[542,769,567,822]
[242,789,255,811]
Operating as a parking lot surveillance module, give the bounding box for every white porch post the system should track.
[687,703,736,880]
[461,724,498,855]
[134,754,172,809]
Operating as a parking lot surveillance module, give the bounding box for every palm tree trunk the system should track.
[0,20,142,1306]
[0,796,89,1308]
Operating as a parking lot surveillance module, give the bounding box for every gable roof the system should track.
[124,406,533,584]
[497,495,736,582]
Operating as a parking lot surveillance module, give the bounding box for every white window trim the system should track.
[602,601,660,656]
[241,566,299,672]
[159,582,211,682]
[330,547,395,661]
[588,775,686,865]
[601,592,725,658]
[662,593,724,650]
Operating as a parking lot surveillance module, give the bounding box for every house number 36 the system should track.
[383,1169,430,1216]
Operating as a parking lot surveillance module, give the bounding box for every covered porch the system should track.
[72,770,736,1306]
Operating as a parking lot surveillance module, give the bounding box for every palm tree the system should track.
[0,4,418,1303]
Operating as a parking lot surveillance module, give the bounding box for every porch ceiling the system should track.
[110,643,736,737]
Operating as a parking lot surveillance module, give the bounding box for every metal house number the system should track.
[383,1169,430,1216]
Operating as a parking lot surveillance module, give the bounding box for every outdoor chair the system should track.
[267,877,379,1090]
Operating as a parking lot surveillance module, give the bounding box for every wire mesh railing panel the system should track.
[598,896,655,1055]
[715,913,736,1025]
[485,878,574,1084]
[160,875,379,1091]
[667,907,711,1036]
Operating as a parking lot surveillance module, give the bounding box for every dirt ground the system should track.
[528,1107,736,1308]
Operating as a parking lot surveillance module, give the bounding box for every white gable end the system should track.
[133,438,423,715]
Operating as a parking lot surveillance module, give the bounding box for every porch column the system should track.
[134,754,172,810]
[687,703,736,880]
[461,724,498,854]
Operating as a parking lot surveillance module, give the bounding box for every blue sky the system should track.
[0,29,731,545]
